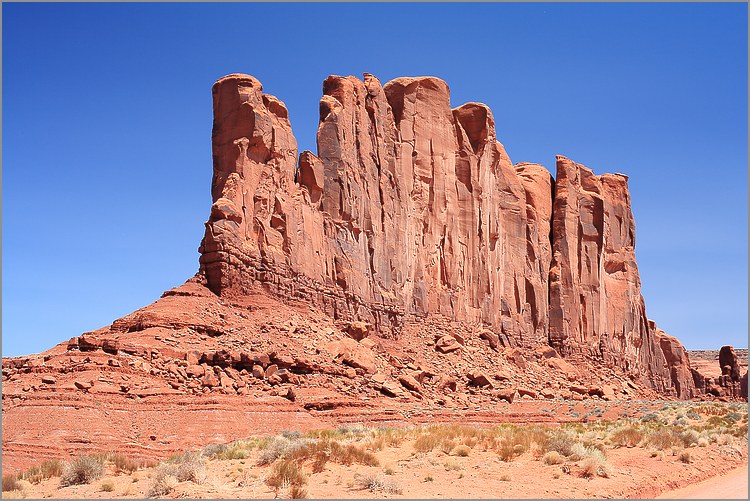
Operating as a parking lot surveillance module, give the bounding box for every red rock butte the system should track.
[199,72,691,398]
[5,72,723,473]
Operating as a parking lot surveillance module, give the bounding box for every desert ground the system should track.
[2,400,747,499]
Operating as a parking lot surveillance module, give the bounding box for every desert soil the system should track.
[656,463,748,499]
[3,407,748,500]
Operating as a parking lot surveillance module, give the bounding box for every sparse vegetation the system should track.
[2,474,20,492]
[289,485,308,499]
[60,456,104,486]
[147,466,179,498]
[5,403,746,498]
[543,451,565,465]
[451,444,471,457]
[355,473,402,494]
[17,460,63,484]
[610,426,643,448]
[580,455,611,478]
[679,449,693,464]
[266,460,307,489]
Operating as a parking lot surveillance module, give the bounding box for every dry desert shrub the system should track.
[147,466,179,498]
[543,430,578,457]
[215,444,249,460]
[201,443,228,457]
[60,456,104,486]
[265,460,307,490]
[100,480,114,492]
[336,424,370,436]
[610,426,643,447]
[286,438,379,469]
[443,460,462,471]
[376,427,409,447]
[580,456,612,478]
[111,453,142,473]
[678,449,693,464]
[497,438,517,462]
[289,484,308,498]
[354,473,402,494]
[440,439,457,454]
[543,451,565,465]
[414,433,442,452]
[678,429,700,447]
[646,429,680,450]
[173,452,207,483]
[17,459,63,484]
[451,444,471,457]
[257,436,311,465]
[2,474,20,492]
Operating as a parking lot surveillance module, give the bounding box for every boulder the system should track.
[398,374,422,393]
[435,335,462,354]
[467,371,493,388]
[517,387,537,399]
[202,371,220,388]
[497,389,516,403]
[344,321,372,341]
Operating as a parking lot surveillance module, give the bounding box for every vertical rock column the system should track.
[199,74,298,294]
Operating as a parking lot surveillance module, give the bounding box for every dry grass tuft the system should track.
[355,473,403,494]
[147,466,179,498]
[414,434,442,452]
[543,451,565,465]
[610,427,643,448]
[266,460,307,490]
[646,429,680,451]
[451,445,471,457]
[2,474,20,492]
[289,484,308,498]
[111,454,142,473]
[17,459,63,484]
[579,451,612,479]
[60,456,104,486]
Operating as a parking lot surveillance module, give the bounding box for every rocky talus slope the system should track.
[4,72,722,473]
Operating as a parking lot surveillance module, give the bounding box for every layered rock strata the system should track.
[198,72,693,397]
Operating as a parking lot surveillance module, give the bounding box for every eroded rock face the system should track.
[545,156,691,396]
[719,346,741,381]
[653,327,694,399]
[198,72,693,398]
[200,73,550,346]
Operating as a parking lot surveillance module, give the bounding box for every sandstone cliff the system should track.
[197,72,692,398]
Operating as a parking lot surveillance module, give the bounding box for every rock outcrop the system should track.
[712,345,744,399]
[197,72,693,398]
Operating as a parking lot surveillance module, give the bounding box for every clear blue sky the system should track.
[2,2,747,357]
